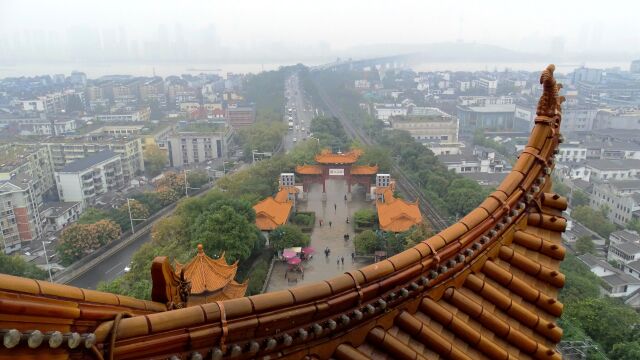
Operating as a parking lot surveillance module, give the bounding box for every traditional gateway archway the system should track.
[295,149,377,200]
[0,65,568,359]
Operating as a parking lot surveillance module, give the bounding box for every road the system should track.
[69,232,150,289]
[283,73,315,152]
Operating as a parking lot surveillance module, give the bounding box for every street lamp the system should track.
[126,198,147,234]
[183,169,202,197]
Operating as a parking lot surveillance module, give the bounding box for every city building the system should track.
[0,176,43,254]
[456,96,516,134]
[591,180,640,225]
[41,136,144,183]
[166,126,232,167]
[0,145,56,207]
[20,90,84,114]
[557,143,587,162]
[579,253,640,298]
[389,107,462,155]
[374,104,407,121]
[173,244,248,304]
[253,188,294,232]
[225,105,256,128]
[584,159,640,181]
[96,107,150,122]
[55,150,125,206]
[594,108,640,130]
[40,201,83,232]
[472,77,498,94]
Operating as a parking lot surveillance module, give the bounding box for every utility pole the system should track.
[126,198,147,234]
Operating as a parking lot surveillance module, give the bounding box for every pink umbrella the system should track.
[283,250,297,259]
[302,247,315,255]
[287,257,301,265]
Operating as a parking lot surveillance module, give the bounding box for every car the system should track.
[301,127,305,132]
[124,265,131,273]
[293,137,297,142]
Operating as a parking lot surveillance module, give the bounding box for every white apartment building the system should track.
[557,143,587,162]
[19,119,77,136]
[585,159,640,182]
[55,151,124,206]
[473,78,498,95]
[166,127,233,167]
[40,201,83,232]
[608,242,640,265]
[0,145,56,207]
[610,230,640,246]
[591,180,640,225]
[579,253,640,298]
[41,136,144,183]
[20,90,84,114]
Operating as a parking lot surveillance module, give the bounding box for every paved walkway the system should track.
[266,179,373,291]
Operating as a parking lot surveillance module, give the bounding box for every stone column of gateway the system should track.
[0,65,568,360]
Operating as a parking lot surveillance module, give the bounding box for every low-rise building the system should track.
[374,104,407,121]
[608,241,640,265]
[166,126,232,167]
[389,108,461,155]
[457,98,516,134]
[96,107,150,122]
[55,150,125,206]
[584,159,640,182]
[579,253,640,298]
[591,180,640,225]
[40,201,83,232]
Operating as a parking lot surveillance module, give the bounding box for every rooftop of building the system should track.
[579,253,617,272]
[58,150,119,173]
[315,149,363,165]
[609,180,640,191]
[41,201,81,217]
[376,188,422,233]
[174,245,243,296]
[458,104,516,112]
[176,122,227,134]
[602,272,640,287]
[586,159,640,171]
[253,188,293,231]
[436,153,479,164]
[0,144,42,173]
[611,241,640,255]
[611,230,640,243]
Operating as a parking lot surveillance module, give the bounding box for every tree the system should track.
[0,253,47,279]
[155,171,186,195]
[572,190,590,207]
[238,122,287,162]
[78,208,110,224]
[143,144,168,177]
[269,224,310,252]
[445,178,488,216]
[187,170,209,189]
[131,192,164,215]
[357,145,392,173]
[56,220,121,265]
[354,208,378,228]
[191,205,259,263]
[403,223,434,250]
[610,342,640,360]
[111,200,150,232]
[355,230,380,254]
[572,205,616,238]
[575,235,596,255]
[553,180,571,198]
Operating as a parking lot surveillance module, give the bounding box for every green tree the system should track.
[552,179,570,197]
[143,144,168,177]
[572,205,616,238]
[627,218,640,234]
[353,208,378,228]
[559,253,601,303]
[77,208,110,224]
[445,178,488,216]
[0,253,47,279]
[575,236,596,255]
[191,205,259,263]
[355,230,380,254]
[610,342,640,360]
[572,190,590,207]
[238,122,287,162]
[269,224,310,252]
[357,145,392,172]
[186,170,209,189]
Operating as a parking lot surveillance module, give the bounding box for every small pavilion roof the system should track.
[315,149,363,164]
[376,188,422,232]
[174,245,239,295]
[351,165,379,175]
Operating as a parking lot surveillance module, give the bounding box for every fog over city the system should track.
[1,0,639,70]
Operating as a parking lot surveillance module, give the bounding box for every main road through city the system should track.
[69,232,151,289]
[283,73,315,152]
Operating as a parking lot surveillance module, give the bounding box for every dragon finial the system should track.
[536,64,565,117]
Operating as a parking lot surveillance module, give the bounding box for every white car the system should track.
[293,137,297,143]
[124,265,131,273]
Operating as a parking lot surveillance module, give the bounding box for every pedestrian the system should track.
[319,219,323,227]
[346,217,350,224]
[341,256,344,265]
[344,194,347,201]
[334,203,337,211]
[329,221,332,228]
[337,258,340,266]
[351,252,355,262]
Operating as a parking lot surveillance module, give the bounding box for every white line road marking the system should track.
[106,262,122,274]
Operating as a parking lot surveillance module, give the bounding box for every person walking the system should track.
[351,252,355,262]
[329,221,332,228]
[319,219,323,227]
[334,203,337,212]
[344,194,347,202]
[341,256,344,265]
[337,258,340,266]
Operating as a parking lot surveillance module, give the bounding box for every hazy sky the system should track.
[1,0,639,53]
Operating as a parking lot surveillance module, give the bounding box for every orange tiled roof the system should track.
[376,188,423,232]
[295,164,322,175]
[253,189,293,231]
[174,245,239,294]
[207,280,249,302]
[315,149,363,164]
[351,165,379,175]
